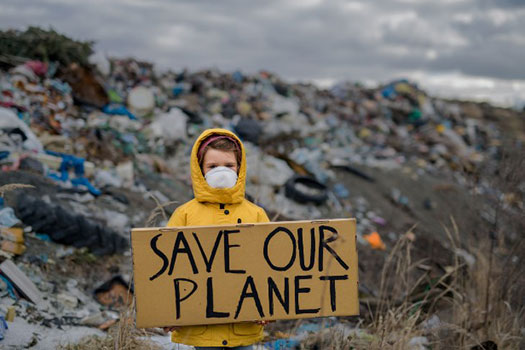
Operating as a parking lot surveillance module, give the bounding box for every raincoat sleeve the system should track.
[167,206,186,227]
[257,207,270,223]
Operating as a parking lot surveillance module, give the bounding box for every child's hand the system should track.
[163,326,180,332]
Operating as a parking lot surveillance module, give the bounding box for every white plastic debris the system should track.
[455,248,476,267]
[0,107,44,153]
[148,108,188,143]
[408,336,429,350]
[88,51,111,76]
[127,86,155,116]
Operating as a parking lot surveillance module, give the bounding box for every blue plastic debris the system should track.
[381,84,397,99]
[0,151,10,161]
[0,316,8,341]
[381,79,409,99]
[45,151,101,196]
[0,275,17,300]
[71,177,101,196]
[102,103,137,120]
[35,234,52,242]
[264,339,300,350]
[232,70,244,83]
[48,79,72,95]
[333,183,350,199]
[172,83,186,97]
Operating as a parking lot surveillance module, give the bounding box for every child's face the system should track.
[202,148,238,175]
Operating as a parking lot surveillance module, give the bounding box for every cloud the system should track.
[1,0,524,105]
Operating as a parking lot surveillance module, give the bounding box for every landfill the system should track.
[0,28,524,350]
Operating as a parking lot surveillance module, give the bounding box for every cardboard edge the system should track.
[129,229,143,328]
[130,218,359,327]
[131,218,356,233]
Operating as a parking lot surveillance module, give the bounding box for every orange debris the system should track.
[363,232,386,250]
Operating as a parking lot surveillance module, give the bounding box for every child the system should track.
[165,128,270,349]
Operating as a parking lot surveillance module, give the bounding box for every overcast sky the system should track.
[1,0,525,107]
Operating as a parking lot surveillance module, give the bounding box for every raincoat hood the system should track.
[190,128,246,204]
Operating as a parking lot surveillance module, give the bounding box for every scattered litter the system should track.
[0,316,7,340]
[455,248,476,267]
[0,207,20,228]
[0,260,43,305]
[127,86,155,117]
[285,175,328,205]
[0,26,522,350]
[363,232,386,250]
[57,293,79,309]
[5,306,15,322]
[408,336,429,350]
[94,276,133,308]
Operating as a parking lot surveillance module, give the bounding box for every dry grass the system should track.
[144,191,178,227]
[57,225,524,350]
[59,216,523,350]
[302,145,525,350]
[301,220,524,350]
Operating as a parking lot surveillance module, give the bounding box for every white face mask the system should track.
[205,166,238,189]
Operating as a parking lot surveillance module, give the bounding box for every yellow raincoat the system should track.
[167,128,269,347]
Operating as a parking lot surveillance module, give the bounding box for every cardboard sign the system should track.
[131,219,358,328]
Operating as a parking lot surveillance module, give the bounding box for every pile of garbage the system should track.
[0,50,516,226]
[0,27,524,349]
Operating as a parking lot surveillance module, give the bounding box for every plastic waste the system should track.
[0,316,7,340]
[264,338,300,350]
[148,108,188,143]
[48,79,72,95]
[127,86,155,116]
[11,64,38,82]
[391,188,409,206]
[0,107,44,153]
[232,70,243,83]
[333,183,350,198]
[271,94,300,116]
[0,207,20,228]
[95,169,123,188]
[15,195,128,255]
[24,61,48,76]
[363,232,386,250]
[455,248,476,267]
[234,118,262,144]
[245,146,294,187]
[289,148,333,184]
[101,210,130,233]
[408,336,429,350]
[102,103,137,120]
[46,151,101,196]
[5,307,15,322]
[88,51,110,76]
[57,293,79,308]
[0,275,16,300]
